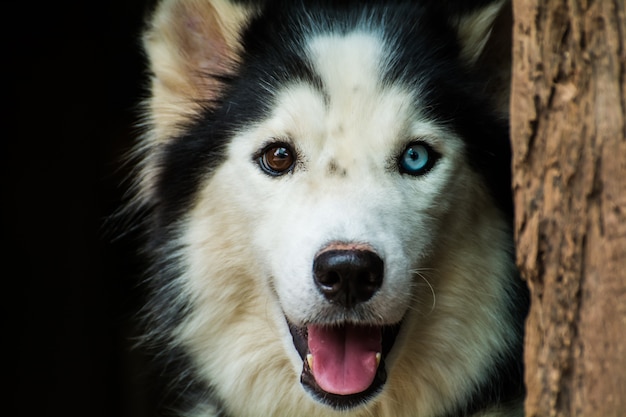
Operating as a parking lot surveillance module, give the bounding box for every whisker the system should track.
[410,268,437,315]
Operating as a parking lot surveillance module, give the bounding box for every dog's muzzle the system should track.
[288,245,402,409]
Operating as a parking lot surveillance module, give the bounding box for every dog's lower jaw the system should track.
[287,319,402,409]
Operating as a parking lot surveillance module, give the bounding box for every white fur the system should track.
[168,31,519,417]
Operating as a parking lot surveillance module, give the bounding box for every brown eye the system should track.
[258,143,296,176]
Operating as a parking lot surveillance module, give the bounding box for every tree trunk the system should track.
[511,0,626,416]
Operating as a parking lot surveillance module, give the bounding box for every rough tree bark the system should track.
[511,0,626,416]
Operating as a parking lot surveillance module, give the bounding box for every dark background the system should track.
[5,1,160,416]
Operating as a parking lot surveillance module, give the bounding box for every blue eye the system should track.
[399,142,438,175]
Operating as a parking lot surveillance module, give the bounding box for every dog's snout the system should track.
[313,249,383,308]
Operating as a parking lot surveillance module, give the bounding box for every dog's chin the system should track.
[287,319,402,409]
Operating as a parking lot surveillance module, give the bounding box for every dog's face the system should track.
[229,32,470,325]
[217,33,476,404]
[138,1,521,416]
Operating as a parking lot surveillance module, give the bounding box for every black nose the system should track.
[313,249,384,308]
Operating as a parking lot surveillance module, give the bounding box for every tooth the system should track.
[376,352,381,367]
[307,353,314,370]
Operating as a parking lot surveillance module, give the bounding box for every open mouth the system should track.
[288,321,401,409]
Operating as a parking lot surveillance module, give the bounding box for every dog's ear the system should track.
[451,0,512,116]
[142,0,257,142]
[450,0,510,65]
[132,0,257,204]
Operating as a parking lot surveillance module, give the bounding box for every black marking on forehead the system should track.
[327,160,348,177]
[237,11,330,106]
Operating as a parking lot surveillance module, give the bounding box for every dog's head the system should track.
[137,1,522,415]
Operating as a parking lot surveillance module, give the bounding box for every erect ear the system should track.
[451,0,512,116]
[142,0,257,143]
[450,0,509,65]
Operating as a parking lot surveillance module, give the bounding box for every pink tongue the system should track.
[307,324,381,395]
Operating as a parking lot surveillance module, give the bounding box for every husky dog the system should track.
[132,0,527,416]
